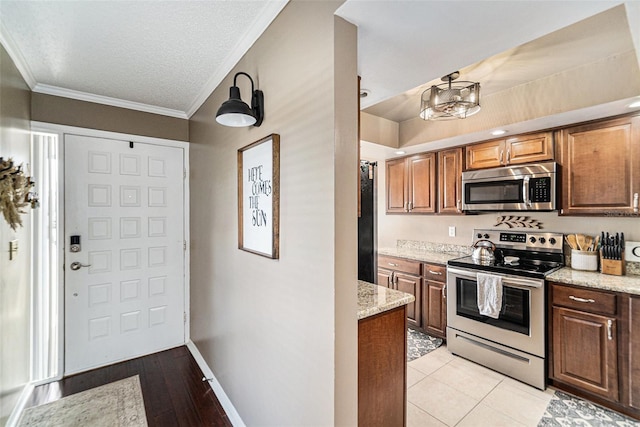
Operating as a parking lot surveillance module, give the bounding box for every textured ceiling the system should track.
[0,1,287,118]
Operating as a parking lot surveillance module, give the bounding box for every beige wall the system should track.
[399,51,640,147]
[363,148,640,250]
[189,2,357,425]
[0,44,32,424]
[31,93,189,141]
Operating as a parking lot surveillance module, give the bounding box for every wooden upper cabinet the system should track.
[408,153,436,213]
[438,148,463,214]
[465,132,554,170]
[386,153,436,214]
[465,138,505,170]
[559,115,640,215]
[505,132,554,165]
[386,157,408,213]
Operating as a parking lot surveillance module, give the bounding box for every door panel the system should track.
[64,134,185,374]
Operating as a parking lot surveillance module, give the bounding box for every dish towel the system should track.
[477,272,503,319]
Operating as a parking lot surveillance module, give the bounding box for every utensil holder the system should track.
[571,250,598,271]
[601,251,626,276]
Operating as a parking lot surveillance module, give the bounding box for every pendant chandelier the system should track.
[420,71,480,120]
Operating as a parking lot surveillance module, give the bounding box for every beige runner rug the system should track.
[18,375,148,427]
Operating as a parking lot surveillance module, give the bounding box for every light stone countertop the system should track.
[546,267,640,295]
[357,281,415,320]
[378,247,466,266]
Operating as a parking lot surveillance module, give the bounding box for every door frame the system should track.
[31,121,190,378]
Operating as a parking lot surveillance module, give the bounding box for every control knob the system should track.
[483,233,490,239]
[549,237,556,245]
[539,237,546,244]
[477,233,483,238]
[529,236,537,243]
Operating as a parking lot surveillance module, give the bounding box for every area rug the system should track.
[18,375,148,427]
[407,328,443,362]
[538,390,640,427]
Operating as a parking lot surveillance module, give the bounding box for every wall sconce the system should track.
[216,72,264,127]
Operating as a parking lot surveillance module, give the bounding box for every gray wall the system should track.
[188,2,358,425]
[0,43,32,425]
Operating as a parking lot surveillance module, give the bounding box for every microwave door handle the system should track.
[523,176,531,207]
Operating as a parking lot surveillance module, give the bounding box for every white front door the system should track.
[64,134,186,374]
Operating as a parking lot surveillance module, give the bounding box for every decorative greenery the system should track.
[0,157,38,231]
[494,215,542,229]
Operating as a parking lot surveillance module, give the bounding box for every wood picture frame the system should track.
[238,134,280,259]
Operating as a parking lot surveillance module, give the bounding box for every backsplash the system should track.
[397,239,472,255]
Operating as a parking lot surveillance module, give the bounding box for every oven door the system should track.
[446,266,545,357]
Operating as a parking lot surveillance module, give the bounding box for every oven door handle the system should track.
[447,267,544,288]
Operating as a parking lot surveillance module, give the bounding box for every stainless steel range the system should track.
[446,229,564,390]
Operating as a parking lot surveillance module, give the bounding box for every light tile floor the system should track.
[407,345,556,427]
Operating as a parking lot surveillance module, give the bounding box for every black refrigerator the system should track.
[358,161,377,282]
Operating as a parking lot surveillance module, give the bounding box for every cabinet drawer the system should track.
[551,283,617,316]
[378,255,421,275]
[423,263,446,282]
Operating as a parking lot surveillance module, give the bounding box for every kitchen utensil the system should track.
[584,235,594,251]
[565,234,578,250]
[471,239,496,263]
[576,234,587,251]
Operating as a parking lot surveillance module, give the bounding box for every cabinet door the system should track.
[504,132,554,165]
[408,153,436,213]
[386,158,408,213]
[438,148,463,214]
[559,116,640,215]
[552,306,619,401]
[423,280,446,339]
[628,295,640,410]
[377,268,394,288]
[394,272,422,328]
[465,139,505,170]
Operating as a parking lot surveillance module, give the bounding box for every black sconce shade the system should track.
[216,72,264,127]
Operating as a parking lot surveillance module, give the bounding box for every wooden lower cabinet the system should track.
[549,282,640,420]
[551,306,619,400]
[422,263,447,339]
[627,295,640,411]
[395,272,421,328]
[377,255,422,328]
[358,306,407,427]
[423,280,446,338]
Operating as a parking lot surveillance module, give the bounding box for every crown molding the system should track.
[0,20,37,89]
[185,0,289,118]
[33,84,189,119]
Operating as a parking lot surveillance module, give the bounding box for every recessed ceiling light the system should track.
[491,129,507,136]
[628,100,640,109]
[395,150,406,155]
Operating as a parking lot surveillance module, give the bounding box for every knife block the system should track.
[601,251,626,276]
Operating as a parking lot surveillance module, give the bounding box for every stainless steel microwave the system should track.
[462,162,557,211]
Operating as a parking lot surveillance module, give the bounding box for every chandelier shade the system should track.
[420,72,481,121]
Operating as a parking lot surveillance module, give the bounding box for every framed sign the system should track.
[238,134,280,258]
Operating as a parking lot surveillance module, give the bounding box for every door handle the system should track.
[70,261,91,271]
[607,319,613,341]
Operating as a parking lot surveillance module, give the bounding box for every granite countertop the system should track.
[547,267,640,295]
[378,247,466,265]
[357,281,415,320]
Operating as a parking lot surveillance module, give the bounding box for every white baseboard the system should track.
[186,340,245,427]
[5,383,34,427]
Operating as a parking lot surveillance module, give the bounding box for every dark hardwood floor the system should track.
[24,346,232,426]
